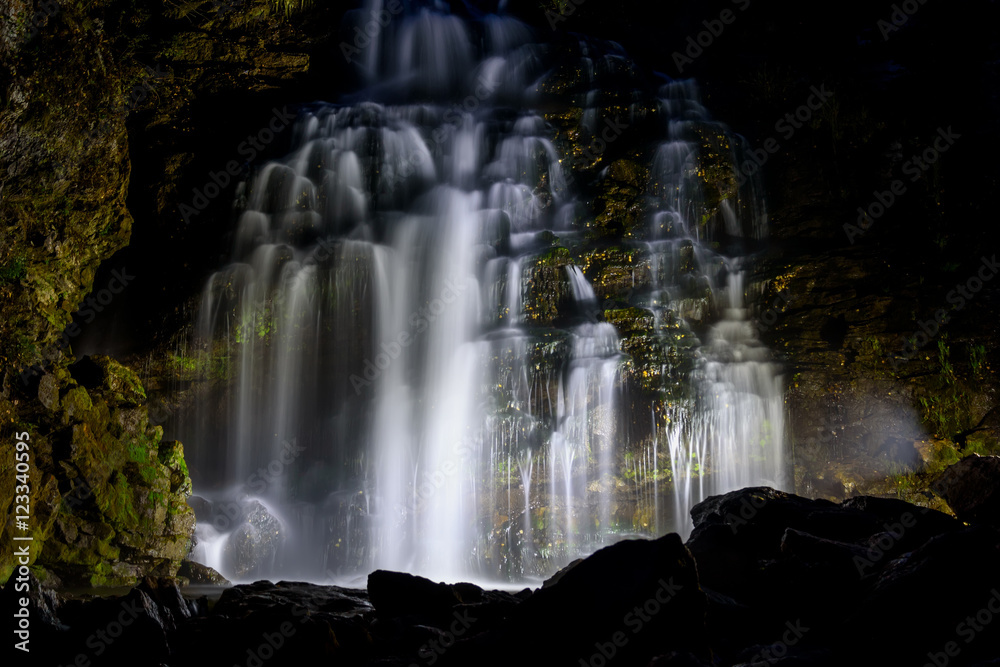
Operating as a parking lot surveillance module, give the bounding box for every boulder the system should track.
[840,525,1000,665]
[368,570,480,620]
[178,559,230,586]
[223,500,284,579]
[446,533,710,667]
[687,487,973,664]
[933,455,1000,527]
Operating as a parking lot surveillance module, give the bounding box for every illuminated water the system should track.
[181,0,786,583]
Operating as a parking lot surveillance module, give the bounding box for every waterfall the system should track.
[647,80,787,536]
[181,1,786,583]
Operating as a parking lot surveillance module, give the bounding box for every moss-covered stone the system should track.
[588,159,649,241]
[688,123,739,229]
[1,357,195,587]
[576,246,652,306]
[603,307,698,397]
[0,0,136,372]
[523,248,574,326]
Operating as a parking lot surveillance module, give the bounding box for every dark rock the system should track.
[701,588,775,664]
[685,521,757,595]
[446,533,709,667]
[137,576,200,630]
[687,486,987,662]
[691,487,838,556]
[731,649,837,667]
[541,557,582,588]
[840,525,1000,665]
[647,651,713,666]
[213,580,371,619]
[689,487,839,572]
[174,580,369,666]
[0,570,64,642]
[368,569,520,633]
[839,495,963,550]
[55,588,173,666]
[223,500,285,579]
[368,570,466,619]
[779,528,869,569]
[933,455,1000,526]
[178,559,230,586]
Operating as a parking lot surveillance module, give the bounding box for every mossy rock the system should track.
[588,159,650,241]
[604,307,655,334]
[0,0,133,371]
[60,386,93,423]
[603,307,699,397]
[576,246,652,306]
[72,355,147,407]
[158,440,193,495]
[2,355,196,587]
[689,123,739,229]
[523,248,575,326]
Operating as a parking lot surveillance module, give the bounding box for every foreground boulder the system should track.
[841,524,1000,665]
[933,454,1000,527]
[445,533,710,667]
[687,487,986,666]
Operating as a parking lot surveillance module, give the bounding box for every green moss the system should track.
[62,386,94,420]
[95,356,148,405]
[604,307,654,333]
[855,335,896,379]
[916,340,966,440]
[536,246,572,267]
[969,344,987,379]
[158,441,190,479]
[521,249,576,325]
[97,472,139,528]
[0,255,27,283]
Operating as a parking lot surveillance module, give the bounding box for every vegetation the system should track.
[0,255,27,284]
[270,0,313,16]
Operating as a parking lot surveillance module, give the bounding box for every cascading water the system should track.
[179,1,787,584]
[646,80,787,536]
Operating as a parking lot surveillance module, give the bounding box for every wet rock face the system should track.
[1,0,326,590]
[177,559,229,586]
[222,500,285,579]
[0,356,195,587]
[0,0,135,372]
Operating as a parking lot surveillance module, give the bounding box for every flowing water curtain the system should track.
[647,82,785,537]
[181,0,785,582]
